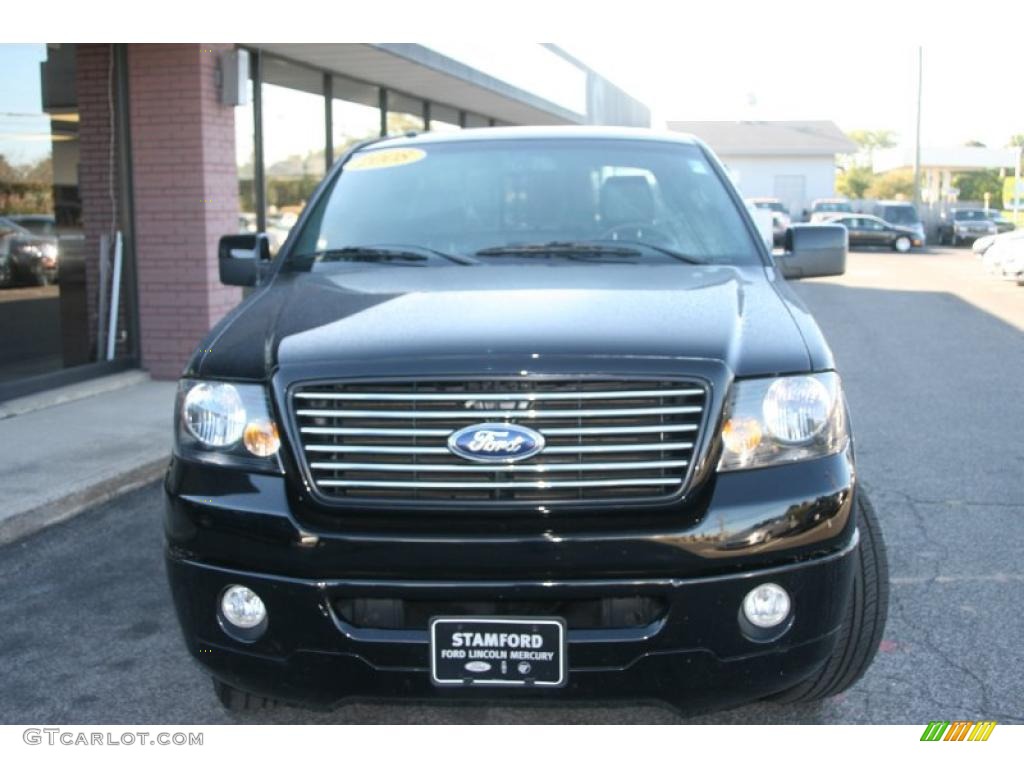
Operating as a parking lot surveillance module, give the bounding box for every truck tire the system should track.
[212,678,278,712]
[770,490,889,703]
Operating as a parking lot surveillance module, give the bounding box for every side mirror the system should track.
[218,233,271,287]
[777,223,847,279]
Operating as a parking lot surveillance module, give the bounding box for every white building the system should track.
[667,120,856,218]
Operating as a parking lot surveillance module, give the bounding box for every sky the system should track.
[1,1,1020,159]
[2,39,1020,170]
[0,44,49,165]
[567,42,1020,151]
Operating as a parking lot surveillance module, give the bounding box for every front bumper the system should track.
[164,447,858,712]
[167,533,856,712]
[956,229,996,241]
[10,253,57,280]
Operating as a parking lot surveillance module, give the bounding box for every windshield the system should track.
[753,200,786,213]
[288,139,762,267]
[879,205,919,225]
[954,210,987,220]
[814,201,852,213]
[14,218,56,236]
[0,218,31,237]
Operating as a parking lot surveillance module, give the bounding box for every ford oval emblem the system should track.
[448,422,546,463]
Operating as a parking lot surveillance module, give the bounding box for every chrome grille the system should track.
[291,379,708,504]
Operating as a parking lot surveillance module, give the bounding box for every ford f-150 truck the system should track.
[165,127,889,714]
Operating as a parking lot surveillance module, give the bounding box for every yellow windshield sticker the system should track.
[346,148,426,171]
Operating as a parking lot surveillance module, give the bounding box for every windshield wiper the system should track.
[293,245,477,266]
[475,241,645,259]
[589,239,708,265]
[475,240,706,265]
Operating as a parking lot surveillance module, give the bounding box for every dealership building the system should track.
[0,43,649,399]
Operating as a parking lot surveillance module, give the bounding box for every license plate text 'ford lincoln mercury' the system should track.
[164,127,889,713]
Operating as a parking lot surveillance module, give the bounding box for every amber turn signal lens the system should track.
[721,417,762,456]
[243,420,280,457]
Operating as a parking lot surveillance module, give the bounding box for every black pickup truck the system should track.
[165,127,888,715]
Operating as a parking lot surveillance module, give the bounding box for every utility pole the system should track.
[1015,145,1022,216]
[913,46,923,207]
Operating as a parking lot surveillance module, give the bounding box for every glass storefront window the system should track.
[385,91,424,135]
[331,75,380,161]
[0,43,93,383]
[428,103,461,132]
[464,112,491,128]
[261,58,325,253]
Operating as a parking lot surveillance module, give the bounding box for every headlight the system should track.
[183,382,246,446]
[175,380,282,471]
[718,372,848,471]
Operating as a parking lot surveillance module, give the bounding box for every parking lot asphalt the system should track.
[1,246,1021,725]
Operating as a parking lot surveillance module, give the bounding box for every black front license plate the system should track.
[430,617,567,687]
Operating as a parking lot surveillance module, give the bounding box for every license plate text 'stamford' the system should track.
[429,617,567,687]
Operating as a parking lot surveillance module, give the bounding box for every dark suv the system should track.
[165,127,888,715]
[938,208,998,246]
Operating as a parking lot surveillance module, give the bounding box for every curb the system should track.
[0,370,152,421]
[0,456,169,546]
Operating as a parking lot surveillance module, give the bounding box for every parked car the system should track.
[937,208,998,246]
[871,201,926,244]
[992,238,1024,284]
[166,127,888,715]
[973,228,1024,257]
[748,197,791,246]
[238,212,257,234]
[983,210,1016,234]
[980,230,1024,276]
[823,213,923,252]
[0,216,59,286]
[809,198,853,223]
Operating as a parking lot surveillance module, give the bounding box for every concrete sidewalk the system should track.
[0,372,176,544]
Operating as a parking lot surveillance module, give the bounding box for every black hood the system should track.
[187,263,817,381]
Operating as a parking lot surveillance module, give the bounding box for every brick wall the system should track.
[127,44,241,379]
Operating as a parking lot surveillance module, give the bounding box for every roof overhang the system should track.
[874,146,1021,173]
[666,120,857,157]
[249,43,587,126]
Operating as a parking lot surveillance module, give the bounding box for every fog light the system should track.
[220,585,266,629]
[742,583,791,629]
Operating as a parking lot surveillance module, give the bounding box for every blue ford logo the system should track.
[448,422,546,463]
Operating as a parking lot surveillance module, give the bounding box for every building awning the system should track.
[874,146,1020,173]
[250,43,587,126]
